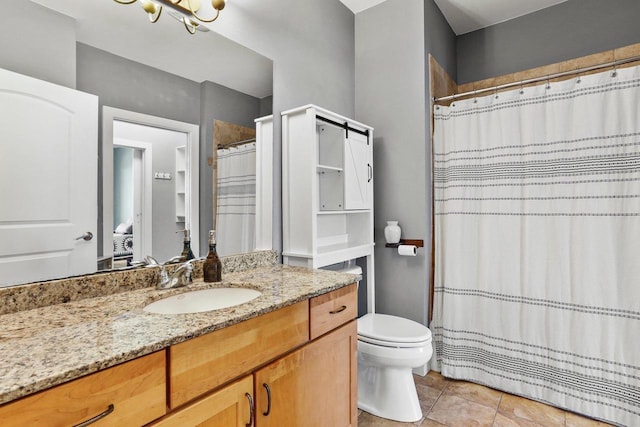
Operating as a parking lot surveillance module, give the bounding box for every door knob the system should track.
[75,232,93,241]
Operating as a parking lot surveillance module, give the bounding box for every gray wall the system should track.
[77,44,202,125]
[0,1,76,88]
[353,0,432,324]
[457,0,640,84]
[354,0,455,324]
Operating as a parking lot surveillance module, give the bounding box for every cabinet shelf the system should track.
[317,210,371,215]
[175,145,187,223]
[317,164,343,173]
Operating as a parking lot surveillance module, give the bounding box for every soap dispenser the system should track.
[203,230,222,282]
[179,229,195,262]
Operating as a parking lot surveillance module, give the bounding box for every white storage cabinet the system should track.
[282,104,374,269]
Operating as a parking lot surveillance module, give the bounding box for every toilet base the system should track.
[357,363,422,422]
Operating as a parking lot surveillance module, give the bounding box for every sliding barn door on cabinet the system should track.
[343,130,371,210]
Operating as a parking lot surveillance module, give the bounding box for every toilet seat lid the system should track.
[357,313,432,345]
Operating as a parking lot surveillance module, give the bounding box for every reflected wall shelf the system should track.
[175,145,186,223]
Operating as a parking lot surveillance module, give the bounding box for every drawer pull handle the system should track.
[245,393,254,427]
[73,403,114,427]
[262,383,271,416]
[330,305,347,314]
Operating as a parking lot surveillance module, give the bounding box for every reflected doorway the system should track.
[102,107,200,266]
[112,141,152,266]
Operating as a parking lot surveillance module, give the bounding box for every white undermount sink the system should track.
[143,287,262,314]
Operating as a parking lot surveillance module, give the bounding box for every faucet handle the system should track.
[144,256,160,266]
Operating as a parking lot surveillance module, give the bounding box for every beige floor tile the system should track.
[444,380,503,409]
[565,411,614,426]
[416,381,444,415]
[498,394,565,427]
[419,418,448,427]
[493,412,537,427]
[427,394,497,427]
[358,410,416,426]
[416,371,450,391]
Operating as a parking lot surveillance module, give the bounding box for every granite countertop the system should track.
[0,264,359,405]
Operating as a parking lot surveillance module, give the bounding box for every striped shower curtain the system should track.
[216,142,256,256]
[431,65,640,426]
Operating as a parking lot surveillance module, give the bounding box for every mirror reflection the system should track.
[213,120,258,256]
[0,0,273,287]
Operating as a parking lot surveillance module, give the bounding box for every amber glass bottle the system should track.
[180,229,195,261]
[203,230,222,282]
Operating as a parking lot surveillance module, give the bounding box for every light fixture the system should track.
[113,0,226,35]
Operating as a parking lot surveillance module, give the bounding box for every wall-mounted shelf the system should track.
[175,145,186,223]
[385,239,424,248]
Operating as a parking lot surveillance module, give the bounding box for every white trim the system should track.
[102,107,200,261]
[254,115,273,251]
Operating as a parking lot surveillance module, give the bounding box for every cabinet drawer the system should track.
[0,351,166,426]
[310,283,357,340]
[169,301,309,408]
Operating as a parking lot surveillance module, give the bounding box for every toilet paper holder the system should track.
[384,239,424,249]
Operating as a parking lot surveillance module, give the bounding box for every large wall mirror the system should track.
[0,0,273,287]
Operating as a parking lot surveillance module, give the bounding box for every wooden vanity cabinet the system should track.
[163,285,358,427]
[254,320,357,427]
[0,351,166,427]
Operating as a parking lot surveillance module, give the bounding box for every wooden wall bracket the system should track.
[385,239,424,248]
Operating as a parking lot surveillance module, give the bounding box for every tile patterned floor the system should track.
[358,372,613,427]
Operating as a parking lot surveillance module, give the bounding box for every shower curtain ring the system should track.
[473,90,477,103]
[545,76,551,90]
[519,82,524,95]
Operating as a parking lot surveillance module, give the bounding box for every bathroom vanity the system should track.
[0,263,358,426]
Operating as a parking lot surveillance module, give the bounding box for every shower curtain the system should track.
[216,142,256,255]
[432,65,640,426]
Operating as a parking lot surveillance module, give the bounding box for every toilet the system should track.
[327,262,433,423]
[357,312,432,422]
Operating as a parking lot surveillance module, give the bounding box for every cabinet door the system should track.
[343,131,371,210]
[254,320,357,427]
[151,376,254,427]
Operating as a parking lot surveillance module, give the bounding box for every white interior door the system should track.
[343,131,372,210]
[0,68,98,286]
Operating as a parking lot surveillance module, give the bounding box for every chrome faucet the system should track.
[146,256,195,290]
[158,259,195,290]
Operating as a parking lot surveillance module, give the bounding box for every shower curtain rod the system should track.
[218,137,256,149]
[433,54,640,103]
